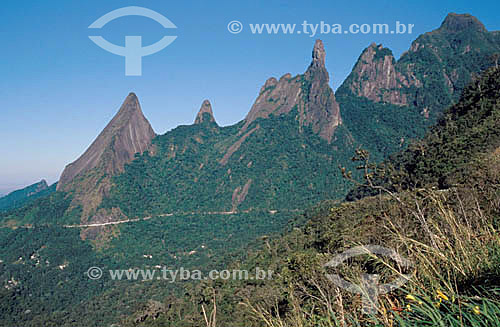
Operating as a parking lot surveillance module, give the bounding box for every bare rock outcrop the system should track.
[242,39,341,143]
[340,13,498,112]
[194,100,216,124]
[57,93,156,191]
[345,43,420,105]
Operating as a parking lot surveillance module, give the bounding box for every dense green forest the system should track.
[0,190,81,227]
[0,13,498,326]
[336,13,500,163]
[0,180,56,213]
[336,93,428,162]
[101,109,355,217]
[122,67,500,327]
[347,66,500,200]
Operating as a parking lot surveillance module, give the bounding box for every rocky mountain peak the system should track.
[57,93,156,191]
[311,39,326,67]
[194,100,216,124]
[118,93,139,113]
[242,40,341,143]
[337,12,499,124]
[305,39,328,82]
[259,77,278,93]
[439,13,487,33]
[340,43,413,105]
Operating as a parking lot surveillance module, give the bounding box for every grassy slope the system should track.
[127,67,500,326]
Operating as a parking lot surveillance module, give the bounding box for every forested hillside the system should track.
[0,13,498,327]
[337,13,500,160]
[127,66,500,327]
[0,180,55,212]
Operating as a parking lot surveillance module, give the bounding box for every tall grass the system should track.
[244,151,500,326]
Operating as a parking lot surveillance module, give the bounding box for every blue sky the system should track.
[0,0,499,193]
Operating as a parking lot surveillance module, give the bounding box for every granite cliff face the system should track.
[339,13,500,118]
[334,13,500,163]
[243,40,341,143]
[55,93,155,225]
[344,43,419,105]
[57,93,156,191]
[34,15,498,225]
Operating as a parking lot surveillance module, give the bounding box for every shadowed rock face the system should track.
[194,100,216,124]
[242,39,341,143]
[339,13,500,114]
[303,39,342,142]
[344,43,419,105]
[57,93,155,191]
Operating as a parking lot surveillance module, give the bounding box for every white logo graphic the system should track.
[324,245,412,314]
[88,6,177,76]
[227,20,243,34]
[86,266,103,280]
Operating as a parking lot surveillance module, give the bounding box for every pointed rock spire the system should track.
[194,100,216,124]
[57,92,156,191]
[242,39,341,143]
[311,39,326,67]
[305,39,328,83]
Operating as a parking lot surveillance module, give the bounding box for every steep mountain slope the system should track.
[56,93,156,223]
[57,93,156,191]
[243,40,341,142]
[130,66,500,327]
[194,99,216,124]
[336,13,500,159]
[0,41,352,231]
[1,13,498,326]
[0,180,55,212]
[347,65,500,199]
[0,41,354,326]
[99,40,351,219]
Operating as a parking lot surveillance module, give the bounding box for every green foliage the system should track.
[0,226,119,326]
[0,181,56,212]
[2,20,499,326]
[336,20,500,166]
[101,110,355,218]
[394,289,500,327]
[0,94,362,326]
[373,46,394,62]
[397,22,499,121]
[0,190,80,227]
[336,91,427,162]
[347,67,500,200]
[126,67,500,327]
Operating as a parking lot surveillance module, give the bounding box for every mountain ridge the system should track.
[42,39,353,227]
[335,12,500,160]
[242,39,341,143]
[0,12,499,327]
[57,93,156,192]
[338,12,500,114]
[0,179,54,212]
